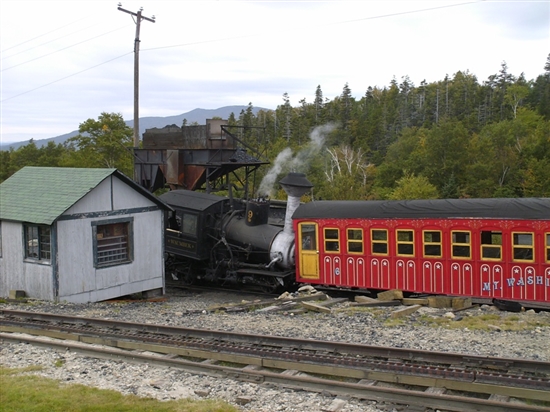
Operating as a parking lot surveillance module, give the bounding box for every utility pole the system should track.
[117,3,155,148]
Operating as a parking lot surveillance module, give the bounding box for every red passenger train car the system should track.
[292,198,550,304]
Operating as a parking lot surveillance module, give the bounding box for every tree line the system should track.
[2,55,549,201]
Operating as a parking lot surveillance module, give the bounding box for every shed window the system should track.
[451,231,470,259]
[423,230,442,257]
[93,219,133,268]
[481,230,502,260]
[371,229,388,255]
[546,233,550,262]
[512,232,534,261]
[396,230,414,256]
[347,228,363,253]
[24,224,51,261]
[324,228,339,252]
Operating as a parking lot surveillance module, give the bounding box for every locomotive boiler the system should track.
[159,172,312,292]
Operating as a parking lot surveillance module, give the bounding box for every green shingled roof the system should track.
[0,167,118,225]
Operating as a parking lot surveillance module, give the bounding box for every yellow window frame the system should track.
[371,228,388,256]
[546,233,550,263]
[451,230,471,259]
[347,228,363,254]
[423,230,442,258]
[299,222,318,251]
[512,232,534,262]
[396,229,414,257]
[480,230,502,261]
[324,227,340,253]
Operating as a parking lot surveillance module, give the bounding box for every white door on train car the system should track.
[298,222,320,279]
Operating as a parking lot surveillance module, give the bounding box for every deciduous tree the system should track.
[65,112,133,175]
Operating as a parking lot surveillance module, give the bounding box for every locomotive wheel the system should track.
[167,258,197,286]
[256,276,286,294]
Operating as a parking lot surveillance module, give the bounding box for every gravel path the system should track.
[2,288,549,412]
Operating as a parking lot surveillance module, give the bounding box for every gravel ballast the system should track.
[2,288,549,412]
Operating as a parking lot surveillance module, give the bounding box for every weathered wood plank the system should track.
[402,297,429,306]
[301,301,332,313]
[427,296,453,308]
[349,300,401,307]
[452,297,472,310]
[354,295,378,304]
[377,289,403,301]
[390,304,421,318]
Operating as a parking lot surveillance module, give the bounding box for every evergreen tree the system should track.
[282,92,292,142]
[529,53,550,119]
[314,85,324,124]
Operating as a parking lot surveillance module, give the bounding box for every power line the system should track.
[142,1,481,53]
[1,17,89,53]
[2,25,130,72]
[2,23,104,61]
[0,52,132,102]
[330,1,481,26]
[2,1,480,103]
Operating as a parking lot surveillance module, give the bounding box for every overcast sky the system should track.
[1,0,548,144]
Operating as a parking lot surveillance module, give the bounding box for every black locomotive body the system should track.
[159,173,312,292]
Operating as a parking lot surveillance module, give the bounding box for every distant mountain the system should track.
[1,106,269,151]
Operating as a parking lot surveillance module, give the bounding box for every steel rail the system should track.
[1,332,548,412]
[2,309,549,375]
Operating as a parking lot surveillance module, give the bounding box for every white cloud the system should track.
[1,0,548,144]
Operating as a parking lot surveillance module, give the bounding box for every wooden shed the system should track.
[0,167,171,303]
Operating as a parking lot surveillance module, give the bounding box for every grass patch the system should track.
[413,312,550,331]
[0,366,239,412]
[338,306,386,317]
[338,305,550,331]
[382,317,407,327]
[4,365,44,374]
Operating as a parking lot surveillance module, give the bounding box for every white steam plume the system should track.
[258,148,293,197]
[257,124,335,197]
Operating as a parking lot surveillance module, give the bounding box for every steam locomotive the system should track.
[160,173,311,292]
[160,172,550,305]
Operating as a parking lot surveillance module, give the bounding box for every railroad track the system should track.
[1,309,549,412]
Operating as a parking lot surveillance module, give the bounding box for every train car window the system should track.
[347,228,363,253]
[451,231,471,259]
[181,213,198,236]
[423,230,442,257]
[324,228,340,253]
[512,232,534,261]
[546,233,550,262]
[481,230,502,260]
[396,230,414,256]
[371,229,388,255]
[300,224,317,251]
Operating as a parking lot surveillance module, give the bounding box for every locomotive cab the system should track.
[159,190,231,261]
